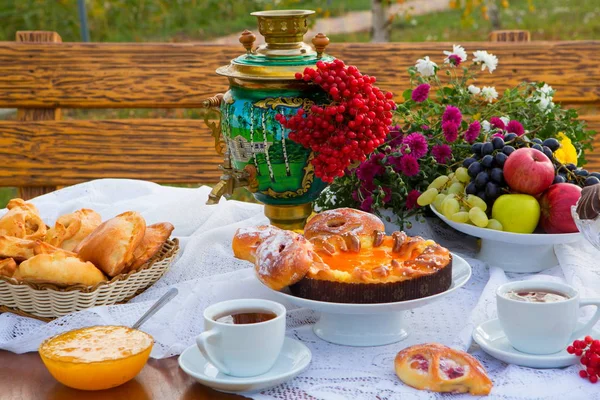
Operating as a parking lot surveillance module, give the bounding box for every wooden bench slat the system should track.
[0,41,598,108]
[0,119,221,186]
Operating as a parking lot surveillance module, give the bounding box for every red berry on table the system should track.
[576,349,584,356]
[590,375,598,384]
[567,346,576,354]
[585,336,593,344]
[587,367,597,376]
[582,356,589,366]
[580,370,589,378]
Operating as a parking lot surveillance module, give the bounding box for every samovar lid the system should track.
[216,10,334,81]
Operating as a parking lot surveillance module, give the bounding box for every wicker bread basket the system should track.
[0,238,179,321]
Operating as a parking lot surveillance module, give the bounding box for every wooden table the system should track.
[0,350,250,400]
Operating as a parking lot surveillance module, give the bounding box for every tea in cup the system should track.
[497,281,600,355]
[196,299,286,377]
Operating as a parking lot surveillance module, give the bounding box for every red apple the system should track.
[504,148,555,195]
[539,183,582,233]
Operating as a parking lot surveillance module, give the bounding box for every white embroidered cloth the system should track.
[0,179,598,399]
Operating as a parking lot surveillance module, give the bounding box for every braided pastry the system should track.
[395,344,492,395]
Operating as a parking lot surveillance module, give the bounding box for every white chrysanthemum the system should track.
[472,50,498,73]
[500,116,510,126]
[468,85,481,95]
[537,83,554,98]
[481,86,498,103]
[537,96,555,112]
[482,120,491,132]
[415,56,437,77]
[443,44,468,64]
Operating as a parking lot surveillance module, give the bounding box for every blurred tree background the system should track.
[0,0,597,206]
[1,0,597,43]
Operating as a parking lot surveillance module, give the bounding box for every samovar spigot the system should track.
[206,148,250,205]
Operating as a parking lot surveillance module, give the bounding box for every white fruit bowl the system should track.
[431,205,580,273]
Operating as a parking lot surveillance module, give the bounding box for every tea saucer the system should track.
[473,318,600,369]
[178,337,311,393]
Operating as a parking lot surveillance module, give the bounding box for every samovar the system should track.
[202,10,333,230]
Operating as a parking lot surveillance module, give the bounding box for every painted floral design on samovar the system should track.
[203,10,333,229]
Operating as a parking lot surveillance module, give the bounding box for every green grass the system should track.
[328,0,600,43]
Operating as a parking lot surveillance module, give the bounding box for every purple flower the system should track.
[388,126,403,147]
[490,117,505,130]
[442,105,462,126]
[411,83,430,102]
[421,125,430,131]
[507,120,525,136]
[406,190,421,210]
[464,121,481,143]
[432,144,453,164]
[402,132,428,158]
[442,121,459,143]
[448,54,462,66]
[360,195,373,212]
[398,154,420,177]
[356,153,385,181]
[382,187,392,204]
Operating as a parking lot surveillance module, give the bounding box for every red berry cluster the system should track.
[275,59,394,182]
[567,336,600,383]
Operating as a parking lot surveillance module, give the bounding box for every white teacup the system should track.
[497,281,600,355]
[196,299,286,377]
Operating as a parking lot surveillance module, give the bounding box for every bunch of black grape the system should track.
[462,135,517,208]
[555,163,600,187]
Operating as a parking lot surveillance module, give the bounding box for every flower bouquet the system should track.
[316,44,596,231]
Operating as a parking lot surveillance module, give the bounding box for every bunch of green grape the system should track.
[417,167,503,231]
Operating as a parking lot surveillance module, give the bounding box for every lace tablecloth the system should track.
[1,179,599,400]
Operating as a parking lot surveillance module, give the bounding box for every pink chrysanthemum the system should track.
[448,54,462,66]
[442,121,459,143]
[492,132,505,139]
[399,154,420,177]
[442,105,462,126]
[406,190,422,210]
[403,132,429,158]
[356,153,385,181]
[360,195,373,212]
[507,120,525,136]
[490,117,505,130]
[383,187,392,203]
[411,83,431,102]
[464,121,481,143]
[432,144,453,164]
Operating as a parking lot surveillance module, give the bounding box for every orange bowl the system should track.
[39,325,153,391]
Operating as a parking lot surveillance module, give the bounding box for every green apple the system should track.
[491,194,540,234]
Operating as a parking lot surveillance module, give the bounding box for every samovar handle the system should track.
[201,93,225,155]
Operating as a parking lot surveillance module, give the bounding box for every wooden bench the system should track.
[0,30,599,200]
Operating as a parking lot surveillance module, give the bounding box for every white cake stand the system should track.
[268,253,471,347]
[430,205,580,273]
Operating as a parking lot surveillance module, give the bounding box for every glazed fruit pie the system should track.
[233,208,452,303]
[395,343,493,395]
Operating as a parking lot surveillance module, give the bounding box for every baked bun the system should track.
[129,222,174,271]
[0,198,46,240]
[232,225,283,263]
[45,208,102,252]
[395,344,492,396]
[0,258,17,278]
[304,208,385,248]
[33,241,77,258]
[233,226,315,291]
[16,253,106,286]
[0,236,35,262]
[75,211,146,277]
